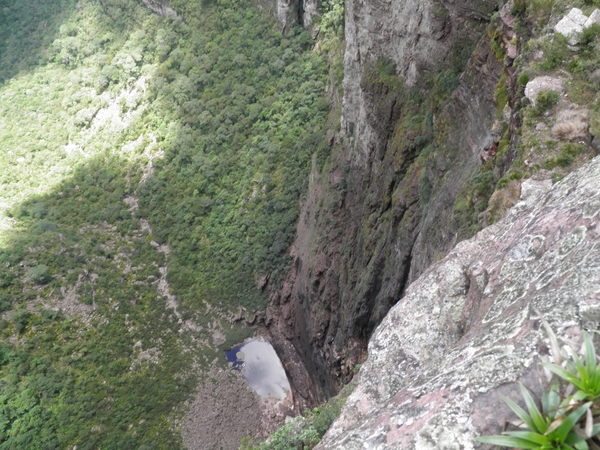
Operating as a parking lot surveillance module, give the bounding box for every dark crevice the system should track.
[297,0,304,28]
[398,238,416,301]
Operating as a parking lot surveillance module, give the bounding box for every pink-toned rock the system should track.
[316,156,600,449]
[499,0,516,29]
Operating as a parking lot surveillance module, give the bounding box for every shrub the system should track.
[419,170,432,204]
[11,310,30,334]
[477,323,600,449]
[518,72,529,86]
[539,36,569,70]
[29,265,51,285]
[535,90,559,114]
[241,387,352,449]
[529,0,554,19]
[580,24,600,49]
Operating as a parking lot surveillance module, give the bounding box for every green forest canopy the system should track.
[0,0,331,447]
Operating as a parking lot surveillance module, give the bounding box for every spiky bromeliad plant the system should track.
[475,327,600,450]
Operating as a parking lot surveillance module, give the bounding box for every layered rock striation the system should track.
[317,155,600,449]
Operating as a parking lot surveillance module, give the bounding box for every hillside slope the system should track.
[0,0,331,447]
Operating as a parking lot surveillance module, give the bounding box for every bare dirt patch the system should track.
[181,360,294,450]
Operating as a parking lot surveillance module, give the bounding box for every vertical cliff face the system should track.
[269,0,320,32]
[268,0,506,404]
[315,156,600,448]
[342,0,495,165]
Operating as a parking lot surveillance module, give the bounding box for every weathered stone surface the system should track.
[269,0,504,403]
[268,0,320,33]
[524,76,564,105]
[302,0,319,28]
[585,9,600,28]
[276,0,299,32]
[139,0,177,17]
[554,8,600,45]
[316,156,600,449]
[554,8,587,45]
[342,0,498,166]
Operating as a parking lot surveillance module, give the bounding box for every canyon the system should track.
[2,0,600,447]
[261,0,600,446]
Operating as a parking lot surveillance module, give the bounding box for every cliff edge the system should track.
[316,155,600,448]
[267,0,504,404]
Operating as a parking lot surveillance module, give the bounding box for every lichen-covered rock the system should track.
[316,156,600,449]
[524,76,564,106]
[554,8,587,45]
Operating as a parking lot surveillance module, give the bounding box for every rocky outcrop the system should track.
[140,0,177,17]
[342,0,497,165]
[276,0,300,31]
[268,0,505,403]
[554,8,600,45]
[301,0,318,28]
[524,76,564,106]
[316,156,600,449]
[270,0,319,33]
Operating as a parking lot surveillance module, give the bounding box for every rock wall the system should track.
[139,0,177,17]
[268,0,504,404]
[342,0,496,166]
[268,0,319,33]
[316,155,600,448]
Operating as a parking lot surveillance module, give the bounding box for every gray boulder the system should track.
[554,8,587,44]
[524,76,564,106]
[316,156,600,449]
[555,8,600,45]
[585,9,600,28]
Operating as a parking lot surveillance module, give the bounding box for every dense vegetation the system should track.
[240,381,354,450]
[0,0,331,447]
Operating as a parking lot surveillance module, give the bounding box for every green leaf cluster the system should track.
[476,331,600,449]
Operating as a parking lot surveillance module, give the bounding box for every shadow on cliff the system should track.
[267,0,509,403]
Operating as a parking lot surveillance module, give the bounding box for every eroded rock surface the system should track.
[316,157,600,449]
[140,0,177,17]
[267,0,320,33]
[554,8,600,45]
[268,0,505,404]
[342,0,498,166]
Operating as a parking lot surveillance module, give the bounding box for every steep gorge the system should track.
[265,0,507,406]
[3,0,600,447]
[262,0,600,446]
